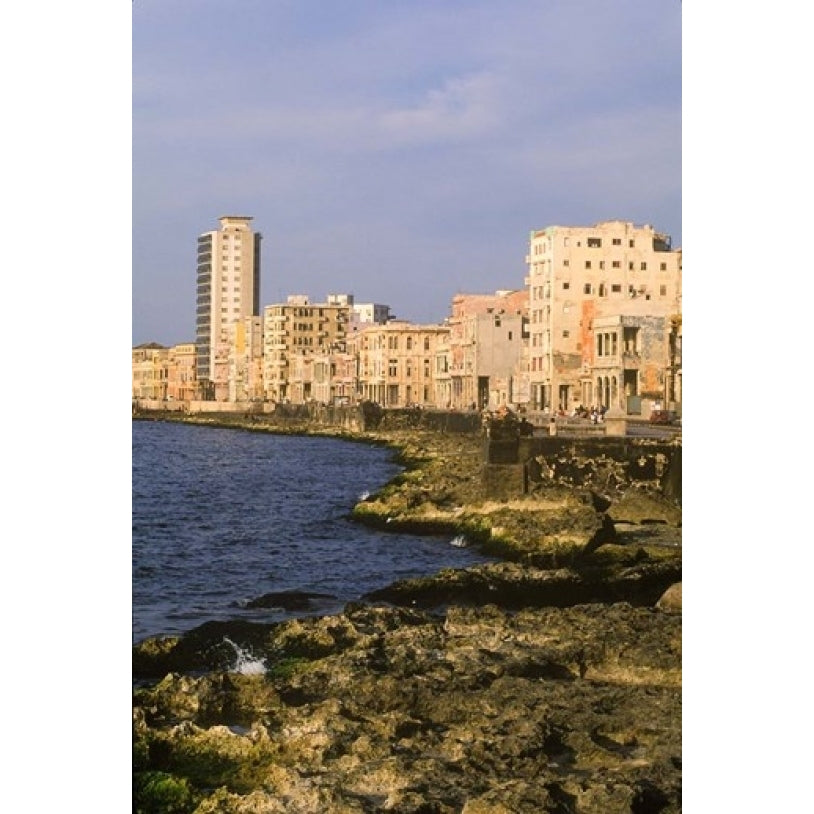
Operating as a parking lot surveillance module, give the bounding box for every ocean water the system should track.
[132,421,492,643]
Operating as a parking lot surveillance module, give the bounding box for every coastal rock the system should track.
[134,602,681,813]
[608,489,682,526]
[133,418,681,813]
[364,558,682,611]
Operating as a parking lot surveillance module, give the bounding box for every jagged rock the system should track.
[608,489,682,526]
[134,602,680,813]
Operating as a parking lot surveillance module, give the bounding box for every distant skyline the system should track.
[133,0,681,347]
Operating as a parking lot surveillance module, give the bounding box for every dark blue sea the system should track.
[132,421,493,643]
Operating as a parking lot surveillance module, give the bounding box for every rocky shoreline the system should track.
[133,415,681,813]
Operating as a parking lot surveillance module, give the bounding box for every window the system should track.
[563,282,570,290]
[612,284,622,293]
[406,337,413,350]
[424,337,430,351]
[584,283,592,294]
[508,331,513,340]
[660,262,667,271]
[585,261,592,269]
[598,284,606,297]
[599,261,605,270]
[629,239,635,247]
[612,260,621,269]
[563,330,570,338]
[629,262,634,270]
[612,238,621,246]
[563,259,570,267]
[660,285,667,296]
[388,359,398,377]
[587,237,601,248]
[641,262,647,270]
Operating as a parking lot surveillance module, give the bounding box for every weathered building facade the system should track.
[227,317,264,403]
[526,221,681,412]
[447,290,529,410]
[166,343,197,403]
[349,322,450,407]
[262,295,351,403]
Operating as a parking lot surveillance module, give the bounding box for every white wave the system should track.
[450,535,468,548]
[358,490,371,501]
[223,637,267,675]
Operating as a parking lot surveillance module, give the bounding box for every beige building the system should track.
[262,295,351,403]
[350,321,450,407]
[526,221,681,412]
[196,216,262,399]
[447,290,528,410]
[132,343,169,400]
[166,343,197,402]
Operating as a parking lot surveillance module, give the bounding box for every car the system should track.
[649,409,679,425]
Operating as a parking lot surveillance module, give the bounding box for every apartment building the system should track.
[447,290,529,410]
[195,215,262,399]
[526,221,681,412]
[349,321,450,407]
[262,295,351,403]
[132,343,169,400]
[166,343,196,402]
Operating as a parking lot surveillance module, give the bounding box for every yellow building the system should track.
[526,220,681,412]
[228,317,264,402]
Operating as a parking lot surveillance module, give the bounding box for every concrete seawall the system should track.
[485,435,681,502]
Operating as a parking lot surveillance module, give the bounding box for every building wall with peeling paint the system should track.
[526,221,681,412]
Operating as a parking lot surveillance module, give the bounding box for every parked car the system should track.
[649,409,679,425]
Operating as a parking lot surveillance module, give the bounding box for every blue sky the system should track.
[133,0,681,346]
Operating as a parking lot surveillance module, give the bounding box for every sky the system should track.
[132,0,681,346]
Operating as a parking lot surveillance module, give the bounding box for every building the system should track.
[590,314,669,414]
[350,321,450,407]
[525,221,681,412]
[195,216,262,399]
[447,290,529,410]
[262,295,351,403]
[166,343,197,402]
[132,342,169,400]
[227,317,264,402]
